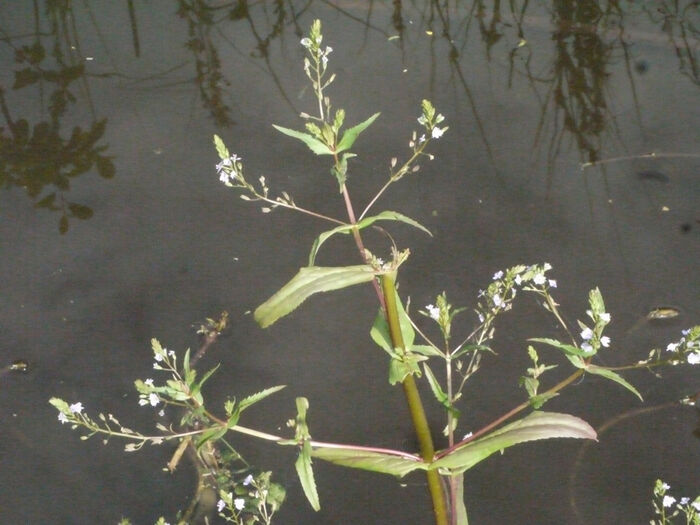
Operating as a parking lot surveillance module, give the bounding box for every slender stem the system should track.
[381,273,448,525]
[436,365,588,460]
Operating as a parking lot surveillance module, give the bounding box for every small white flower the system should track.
[666,342,680,352]
[680,497,690,505]
[148,393,159,407]
[600,336,611,348]
[234,498,245,511]
[321,54,329,68]
[69,402,83,414]
[300,37,312,48]
[580,327,594,341]
[493,270,503,280]
[144,378,154,386]
[426,304,440,321]
[663,495,676,508]
[687,352,700,365]
[325,46,333,55]
[543,262,552,271]
[661,482,671,491]
[158,409,165,417]
[581,342,593,353]
[600,312,611,323]
[548,279,557,288]
[154,352,164,362]
[243,474,254,486]
[217,499,226,512]
[533,273,546,285]
[493,294,504,308]
[138,398,148,406]
[58,412,69,424]
[478,313,485,323]
[431,126,445,139]
[514,274,522,285]
[692,501,700,511]
[418,134,426,144]
[463,432,473,440]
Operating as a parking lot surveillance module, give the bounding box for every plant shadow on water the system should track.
[0,1,699,524]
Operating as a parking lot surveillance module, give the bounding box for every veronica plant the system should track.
[52,19,700,525]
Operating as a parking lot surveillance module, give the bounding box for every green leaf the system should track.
[296,442,320,511]
[585,365,643,401]
[423,363,448,405]
[336,112,380,153]
[528,338,591,357]
[308,210,430,266]
[311,446,426,477]
[272,125,333,155]
[370,310,394,355]
[388,355,422,385]
[49,397,71,414]
[238,385,286,412]
[410,344,444,358]
[254,265,376,328]
[213,134,230,160]
[430,411,596,474]
[196,425,228,451]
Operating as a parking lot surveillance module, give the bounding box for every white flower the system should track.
[581,342,593,353]
[661,482,671,491]
[493,270,503,280]
[600,336,611,348]
[663,495,676,508]
[217,499,226,512]
[426,304,440,321]
[493,294,504,308]
[687,352,700,365]
[325,46,333,55]
[692,501,700,511]
[580,327,594,341]
[600,312,611,323]
[234,498,245,511]
[533,273,546,285]
[418,134,426,144]
[478,312,485,323]
[144,378,154,386]
[69,402,83,414]
[148,393,159,407]
[666,342,680,352]
[431,126,445,139]
[548,279,557,288]
[514,274,522,285]
[158,409,165,417]
[543,263,552,271]
[680,497,690,505]
[243,474,254,486]
[463,432,473,440]
[154,352,164,362]
[58,412,69,424]
[300,37,312,48]
[322,54,329,68]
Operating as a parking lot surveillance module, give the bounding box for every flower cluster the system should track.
[667,327,700,365]
[577,298,612,355]
[417,99,448,141]
[217,153,243,187]
[652,479,700,524]
[217,472,285,525]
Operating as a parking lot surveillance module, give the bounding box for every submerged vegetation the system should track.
[51,19,699,525]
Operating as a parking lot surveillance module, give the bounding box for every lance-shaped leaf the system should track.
[309,210,431,265]
[238,385,287,413]
[255,265,377,328]
[311,445,426,477]
[272,125,333,155]
[585,364,643,401]
[336,112,380,153]
[293,398,320,511]
[529,337,592,357]
[430,411,596,474]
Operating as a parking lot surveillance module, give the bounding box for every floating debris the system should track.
[636,170,669,183]
[627,307,681,334]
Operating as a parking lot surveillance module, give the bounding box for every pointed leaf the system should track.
[431,411,596,474]
[311,446,426,477]
[239,385,286,412]
[370,310,394,355]
[272,125,333,155]
[529,338,591,357]
[336,112,380,153]
[254,265,376,328]
[585,365,643,401]
[309,210,430,265]
[296,441,320,511]
[411,344,444,358]
[423,363,448,405]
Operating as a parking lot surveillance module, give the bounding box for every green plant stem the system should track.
[380,273,448,525]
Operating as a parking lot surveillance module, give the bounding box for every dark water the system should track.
[1,2,698,524]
